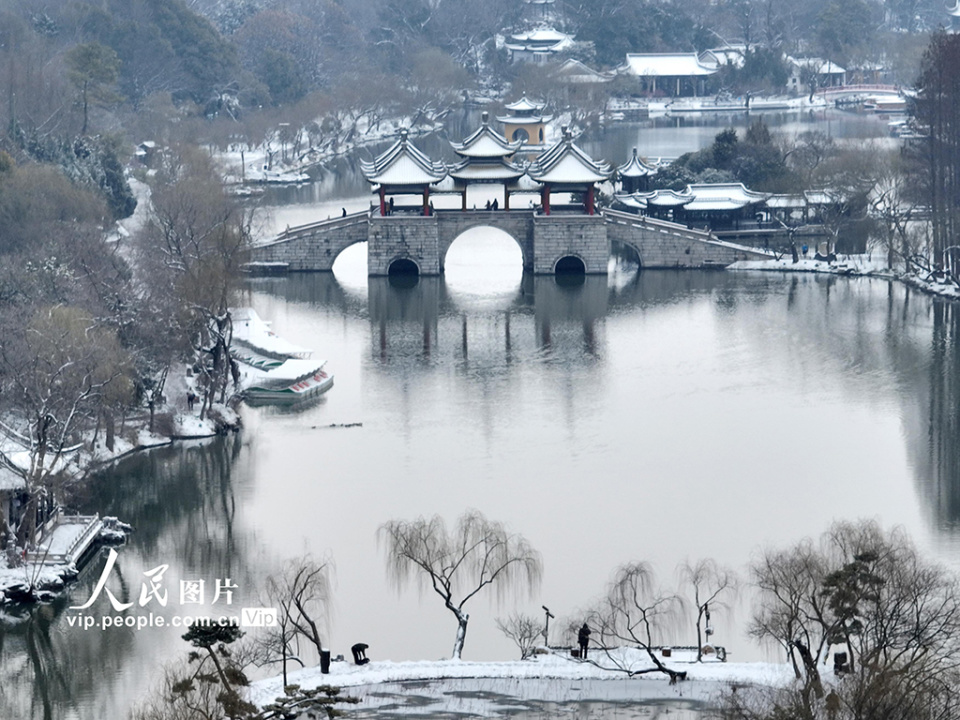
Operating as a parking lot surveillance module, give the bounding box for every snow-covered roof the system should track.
[503,96,545,113]
[449,158,525,183]
[506,27,574,51]
[361,129,448,187]
[700,47,746,69]
[554,59,614,83]
[526,128,612,185]
[614,193,650,210]
[450,112,524,158]
[621,53,719,78]
[496,114,554,125]
[765,194,808,209]
[618,147,658,178]
[0,464,25,492]
[635,189,694,208]
[788,57,846,75]
[683,183,769,211]
[804,189,843,204]
[950,0,960,16]
[232,307,312,359]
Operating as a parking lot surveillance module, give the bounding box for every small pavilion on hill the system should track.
[617,147,658,193]
[361,129,447,216]
[526,127,612,214]
[497,96,552,147]
[448,111,525,210]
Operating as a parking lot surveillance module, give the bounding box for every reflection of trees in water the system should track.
[0,435,255,720]
[712,274,960,531]
[920,301,960,529]
[257,267,960,528]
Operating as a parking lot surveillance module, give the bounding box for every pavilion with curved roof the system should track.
[361,129,447,216]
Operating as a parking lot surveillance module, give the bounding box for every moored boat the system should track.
[244,359,334,403]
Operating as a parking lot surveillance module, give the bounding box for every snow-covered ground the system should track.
[248,650,796,714]
[216,115,444,187]
[730,254,960,301]
[729,253,891,276]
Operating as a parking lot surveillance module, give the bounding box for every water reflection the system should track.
[9,270,960,720]
[367,275,609,363]
[911,300,960,532]
[0,436,258,720]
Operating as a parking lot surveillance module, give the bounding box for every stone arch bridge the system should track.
[248,208,772,275]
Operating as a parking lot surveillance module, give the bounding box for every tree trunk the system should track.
[105,410,115,452]
[451,611,469,659]
[17,493,38,549]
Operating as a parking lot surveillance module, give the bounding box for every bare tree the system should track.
[678,558,739,661]
[259,554,333,684]
[587,563,687,683]
[495,613,542,660]
[378,510,542,659]
[741,520,960,719]
[136,144,251,418]
[0,306,133,546]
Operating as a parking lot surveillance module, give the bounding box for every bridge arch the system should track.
[554,255,587,274]
[387,256,421,276]
[435,212,534,274]
[440,224,531,274]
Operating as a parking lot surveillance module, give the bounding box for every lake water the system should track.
[3,109,950,720]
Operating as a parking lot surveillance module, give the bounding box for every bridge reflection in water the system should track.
[367,274,609,364]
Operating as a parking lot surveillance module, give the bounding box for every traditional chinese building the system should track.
[526,127,612,215]
[448,111,525,210]
[786,57,846,93]
[360,129,447,216]
[617,147,658,194]
[619,53,719,97]
[679,183,769,229]
[616,188,693,221]
[497,96,552,147]
[616,183,770,229]
[504,27,574,64]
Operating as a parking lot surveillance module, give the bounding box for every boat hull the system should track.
[244,372,334,404]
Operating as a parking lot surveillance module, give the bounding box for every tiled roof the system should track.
[636,189,694,207]
[503,96,545,113]
[450,112,524,158]
[361,129,447,186]
[683,183,769,211]
[449,158,525,182]
[526,127,612,184]
[622,53,719,78]
[618,148,658,178]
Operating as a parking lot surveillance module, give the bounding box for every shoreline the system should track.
[247,653,795,712]
[0,400,241,608]
[729,256,960,301]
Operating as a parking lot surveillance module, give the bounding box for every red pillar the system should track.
[379,188,386,216]
[504,184,510,211]
[586,186,595,215]
[462,191,467,211]
[543,185,551,215]
[423,188,429,216]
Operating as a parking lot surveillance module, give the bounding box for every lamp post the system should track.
[542,605,554,647]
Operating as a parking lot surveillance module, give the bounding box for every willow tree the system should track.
[587,562,687,683]
[914,30,960,272]
[379,510,542,659]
